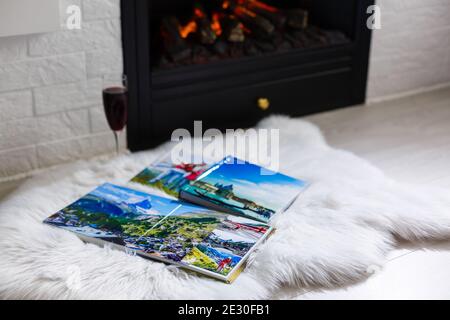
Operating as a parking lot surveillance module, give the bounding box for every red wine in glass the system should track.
[102,84,128,153]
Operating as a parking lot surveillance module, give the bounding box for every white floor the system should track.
[298,87,450,300]
[1,87,450,299]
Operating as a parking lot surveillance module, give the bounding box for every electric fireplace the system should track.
[121,0,374,151]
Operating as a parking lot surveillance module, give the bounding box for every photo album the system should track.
[44,156,308,283]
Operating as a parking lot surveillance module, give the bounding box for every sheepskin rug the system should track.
[1,115,449,300]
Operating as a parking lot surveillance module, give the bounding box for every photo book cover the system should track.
[44,183,272,280]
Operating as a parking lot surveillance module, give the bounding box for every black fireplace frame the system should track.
[121,0,374,151]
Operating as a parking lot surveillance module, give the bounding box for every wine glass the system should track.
[102,74,128,154]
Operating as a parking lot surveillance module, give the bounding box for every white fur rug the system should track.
[1,116,449,300]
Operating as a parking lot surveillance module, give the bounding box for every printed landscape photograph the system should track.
[44,183,180,245]
[44,183,271,278]
[177,209,271,276]
[182,156,307,222]
[130,158,210,197]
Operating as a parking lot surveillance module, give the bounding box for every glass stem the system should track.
[113,131,120,155]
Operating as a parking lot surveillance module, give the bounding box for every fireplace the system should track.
[121,0,374,151]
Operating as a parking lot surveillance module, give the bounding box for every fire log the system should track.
[193,3,217,45]
[212,39,229,56]
[244,0,287,28]
[229,42,245,58]
[284,32,305,48]
[161,16,191,62]
[253,38,276,52]
[233,5,275,38]
[220,14,245,42]
[191,44,213,64]
[286,9,308,29]
[243,38,261,56]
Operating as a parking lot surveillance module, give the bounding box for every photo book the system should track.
[44,156,308,282]
[130,155,308,223]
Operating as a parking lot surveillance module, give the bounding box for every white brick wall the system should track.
[0,0,123,179]
[0,0,449,179]
[367,0,450,101]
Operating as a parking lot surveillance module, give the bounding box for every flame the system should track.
[211,13,222,36]
[194,8,205,18]
[235,6,256,18]
[248,0,278,13]
[179,20,197,39]
[222,1,230,9]
[242,24,251,34]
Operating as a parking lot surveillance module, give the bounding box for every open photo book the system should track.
[44,156,308,282]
